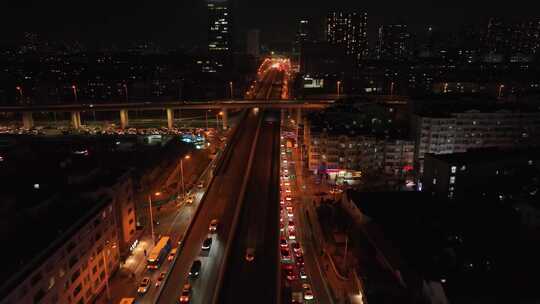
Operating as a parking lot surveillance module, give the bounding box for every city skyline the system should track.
[2,0,540,47]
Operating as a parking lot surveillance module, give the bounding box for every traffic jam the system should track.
[280,127,315,303]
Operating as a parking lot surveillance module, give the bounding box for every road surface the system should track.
[218,110,281,303]
[157,109,262,304]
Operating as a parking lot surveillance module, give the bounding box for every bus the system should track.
[147,236,172,270]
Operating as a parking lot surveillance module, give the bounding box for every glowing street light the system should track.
[178,155,191,201]
[498,84,505,98]
[337,81,342,96]
[148,191,161,245]
[15,86,24,104]
[71,85,78,103]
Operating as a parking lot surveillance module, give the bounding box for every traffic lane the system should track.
[219,112,280,303]
[135,193,205,303]
[290,139,333,304]
[297,202,331,304]
[157,111,260,304]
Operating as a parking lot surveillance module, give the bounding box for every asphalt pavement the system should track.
[217,110,281,304]
[157,109,262,304]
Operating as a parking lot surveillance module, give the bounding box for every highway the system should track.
[217,110,281,303]
[156,109,263,304]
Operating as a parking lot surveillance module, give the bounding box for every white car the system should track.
[137,277,151,294]
[168,248,177,261]
[303,283,314,300]
[209,219,219,232]
[198,181,204,188]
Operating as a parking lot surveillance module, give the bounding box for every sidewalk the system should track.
[290,139,366,304]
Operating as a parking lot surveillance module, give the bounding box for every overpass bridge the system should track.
[0,99,333,130]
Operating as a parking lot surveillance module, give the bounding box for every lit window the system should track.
[450,176,456,184]
[432,178,437,185]
[451,166,457,173]
[528,160,533,165]
[460,165,466,171]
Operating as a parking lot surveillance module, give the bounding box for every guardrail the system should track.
[154,110,248,303]
[211,111,264,304]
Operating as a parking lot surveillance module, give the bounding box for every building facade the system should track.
[304,118,414,178]
[1,199,120,304]
[0,173,137,304]
[246,29,260,58]
[326,12,369,61]
[421,149,540,199]
[206,0,232,73]
[377,24,411,61]
[413,109,540,174]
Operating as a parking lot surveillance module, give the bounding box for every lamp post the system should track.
[123,84,129,103]
[71,85,78,103]
[178,155,191,200]
[148,192,161,245]
[216,111,223,131]
[390,81,395,96]
[205,110,210,131]
[337,81,341,97]
[15,86,23,104]
[229,81,234,100]
[498,84,505,98]
[102,246,112,301]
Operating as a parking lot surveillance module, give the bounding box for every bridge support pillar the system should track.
[120,109,129,129]
[70,111,82,129]
[296,108,302,126]
[166,108,174,129]
[221,108,228,130]
[22,112,34,129]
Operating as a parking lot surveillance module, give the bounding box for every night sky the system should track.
[1,0,537,48]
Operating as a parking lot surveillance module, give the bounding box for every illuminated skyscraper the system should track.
[207,0,232,53]
[206,0,232,73]
[326,12,368,61]
[377,24,411,61]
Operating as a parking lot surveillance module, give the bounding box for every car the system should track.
[288,230,296,240]
[285,268,296,281]
[280,221,285,231]
[288,220,295,229]
[296,256,305,266]
[197,181,204,188]
[280,200,285,206]
[285,196,292,201]
[189,260,202,278]
[245,247,255,262]
[168,248,178,261]
[208,219,219,233]
[303,283,314,300]
[281,248,291,260]
[202,237,213,250]
[178,283,192,303]
[137,277,151,294]
[292,242,301,253]
[295,250,303,258]
[299,268,307,279]
[287,207,294,217]
[285,188,291,193]
[185,196,194,204]
[280,237,288,248]
[155,272,166,287]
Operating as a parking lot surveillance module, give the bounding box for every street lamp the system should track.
[229,81,234,100]
[498,84,505,98]
[15,86,23,103]
[178,154,191,201]
[71,85,78,103]
[123,84,129,103]
[216,111,223,131]
[390,81,395,96]
[337,81,341,96]
[148,191,161,245]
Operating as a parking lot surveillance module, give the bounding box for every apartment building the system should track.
[304,118,414,179]
[0,171,136,304]
[413,108,540,174]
